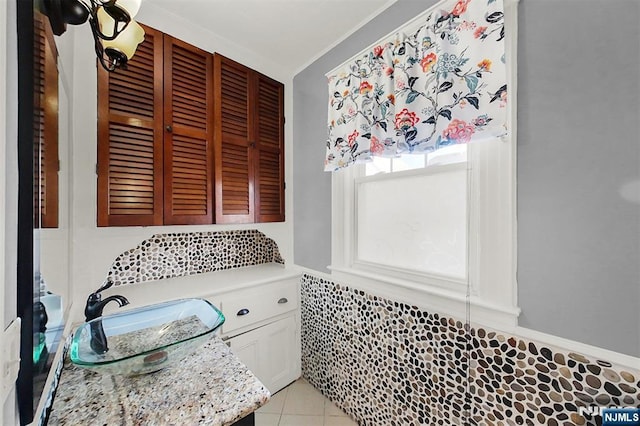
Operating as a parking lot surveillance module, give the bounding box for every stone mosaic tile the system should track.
[138,233,190,283]
[107,247,141,286]
[187,232,223,273]
[106,230,284,286]
[300,274,640,426]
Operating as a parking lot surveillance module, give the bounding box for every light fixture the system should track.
[41,0,145,72]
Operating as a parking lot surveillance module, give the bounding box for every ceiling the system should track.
[142,0,395,72]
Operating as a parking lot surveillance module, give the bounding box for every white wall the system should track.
[63,5,295,320]
[1,0,19,422]
[0,0,9,332]
[39,29,75,306]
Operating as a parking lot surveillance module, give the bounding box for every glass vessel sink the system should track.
[70,298,225,376]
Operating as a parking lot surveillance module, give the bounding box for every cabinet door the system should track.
[162,36,214,225]
[214,54,255,224]
[227,315,297,393]
[214,55,285,224]
[259,315,297,392]
[255,74,285,223]
[227,332,261,379]
[34,12,59,228]
[97,24,164,226]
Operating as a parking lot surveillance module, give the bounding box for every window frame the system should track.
[329,0,519,327]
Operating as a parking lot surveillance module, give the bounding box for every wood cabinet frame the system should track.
[98,28,284,227]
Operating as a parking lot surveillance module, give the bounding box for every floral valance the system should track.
[325,0,508,171]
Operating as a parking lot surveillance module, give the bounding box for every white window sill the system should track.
[328,265,521,327]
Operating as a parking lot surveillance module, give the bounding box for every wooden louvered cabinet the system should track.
[214,54,285,224]
[97,27,283,226]
[162,37,214,225]
[213,55,254,223]
[255,73,285,223]
[97,24,164,226]
[97,27,214,226]
[34,12,59,228]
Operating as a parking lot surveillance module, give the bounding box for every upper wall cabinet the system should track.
[97,27,283,227]
[97,25,214,226]
[214,54,285,224]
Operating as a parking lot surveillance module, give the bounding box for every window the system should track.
[331,138,519,326]
[364,144,468,176]
[356,146,468,288]
[329,0,519,327]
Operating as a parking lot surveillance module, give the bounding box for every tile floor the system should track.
[256,378,358,426]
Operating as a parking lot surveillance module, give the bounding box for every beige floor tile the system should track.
[255,412,280,426]
[282,380,325,415]
[324,397,347,417]
[287,378,316,392]
[270,378,360,426]
[279,414,325,426]
[324,416,358,426]
[257,388,288,414]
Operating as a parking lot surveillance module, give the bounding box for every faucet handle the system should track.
[93,277,114,295]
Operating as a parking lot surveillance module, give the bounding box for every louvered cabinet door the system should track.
[97,25,164,226]
[255,74,285,222]
[214,54,255,223]
[163,36,213,225]
[34,12,59,228]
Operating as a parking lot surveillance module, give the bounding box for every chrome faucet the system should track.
[84,278,129,354]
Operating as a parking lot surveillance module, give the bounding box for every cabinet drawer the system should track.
[220,279,298,335]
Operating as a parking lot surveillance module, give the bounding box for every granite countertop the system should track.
[48,336,270,425]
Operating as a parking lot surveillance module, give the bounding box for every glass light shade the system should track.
[115,0,142,18]
[97,7,124,39]
[102,20,145,60]
[96,0,142,39]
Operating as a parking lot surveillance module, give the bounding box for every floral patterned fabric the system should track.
[325,0,508,171]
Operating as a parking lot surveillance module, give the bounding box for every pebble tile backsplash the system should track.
[300,274,640,426]
[107,229,284,286]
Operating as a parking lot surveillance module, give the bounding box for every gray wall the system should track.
[293,1,436,272]
[517,0,640,357]
[293,0,640,356]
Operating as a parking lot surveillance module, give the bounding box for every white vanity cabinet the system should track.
[217,276,300,393]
